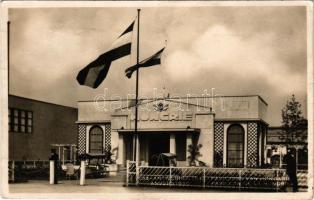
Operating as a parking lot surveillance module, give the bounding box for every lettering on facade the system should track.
[130,112,193,122]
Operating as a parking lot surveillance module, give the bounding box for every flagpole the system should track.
[133,9,140,163]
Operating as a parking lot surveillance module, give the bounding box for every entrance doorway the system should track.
[148,134,170,166]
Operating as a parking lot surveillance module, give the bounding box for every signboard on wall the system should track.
[130,112,193,122]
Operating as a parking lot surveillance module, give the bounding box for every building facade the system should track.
[8,95,78,161]
[77,95,268,168]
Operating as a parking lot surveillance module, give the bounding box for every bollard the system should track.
[80,160,86,186]
[49,160,55,184]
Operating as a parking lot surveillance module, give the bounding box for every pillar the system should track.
[223,124,227,167]
[136,135,140,164]
[132,135,136,161]
[145,136,149,165]
[117,134,125,166]
[195,113,214,167]
[170,134,176,154]
[186,134,192,166]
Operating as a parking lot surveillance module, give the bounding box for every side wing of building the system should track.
[8,95,78,161]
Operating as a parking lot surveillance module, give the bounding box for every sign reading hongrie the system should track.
[130,112,193,122]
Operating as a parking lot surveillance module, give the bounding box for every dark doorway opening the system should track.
[149,133,170,166]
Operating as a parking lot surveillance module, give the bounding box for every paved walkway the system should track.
[8,179,307,194]
[9,179,225,193]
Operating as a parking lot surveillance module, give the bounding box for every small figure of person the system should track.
[49,149,59,184]
[284,149,298,192]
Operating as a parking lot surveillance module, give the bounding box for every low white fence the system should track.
[126,161,293,191]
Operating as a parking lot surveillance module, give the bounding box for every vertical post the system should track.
[134,8,141,163]
[80,160,86,186]
[49,160,55,184]
[136,162,139,186]
[126,160,129,186]
[203,168,206,188]
[169,166,172,186]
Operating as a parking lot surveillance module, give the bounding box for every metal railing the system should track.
[126,161,289,191]
[126,161,137,186]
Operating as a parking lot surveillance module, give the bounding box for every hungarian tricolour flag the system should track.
[76,21,135,88]
[125,47,165,78]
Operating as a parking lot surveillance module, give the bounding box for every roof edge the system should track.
[9,94,77,110]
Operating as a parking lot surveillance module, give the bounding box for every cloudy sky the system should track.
[9,6,308,125]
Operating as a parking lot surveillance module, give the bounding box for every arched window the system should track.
[227,124,244,168]
[89,126,103,154]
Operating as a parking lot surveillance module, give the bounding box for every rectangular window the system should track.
[8,108,33,133]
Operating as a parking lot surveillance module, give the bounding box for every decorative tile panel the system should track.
[214,122,224,167]
[247,122,258,167]
[104,123,111,152]
[78,124,86,154]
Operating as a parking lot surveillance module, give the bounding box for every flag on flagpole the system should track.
[76,21,135,88]
[125,47,165,78]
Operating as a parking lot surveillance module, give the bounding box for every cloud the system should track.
[165,24,306,96]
